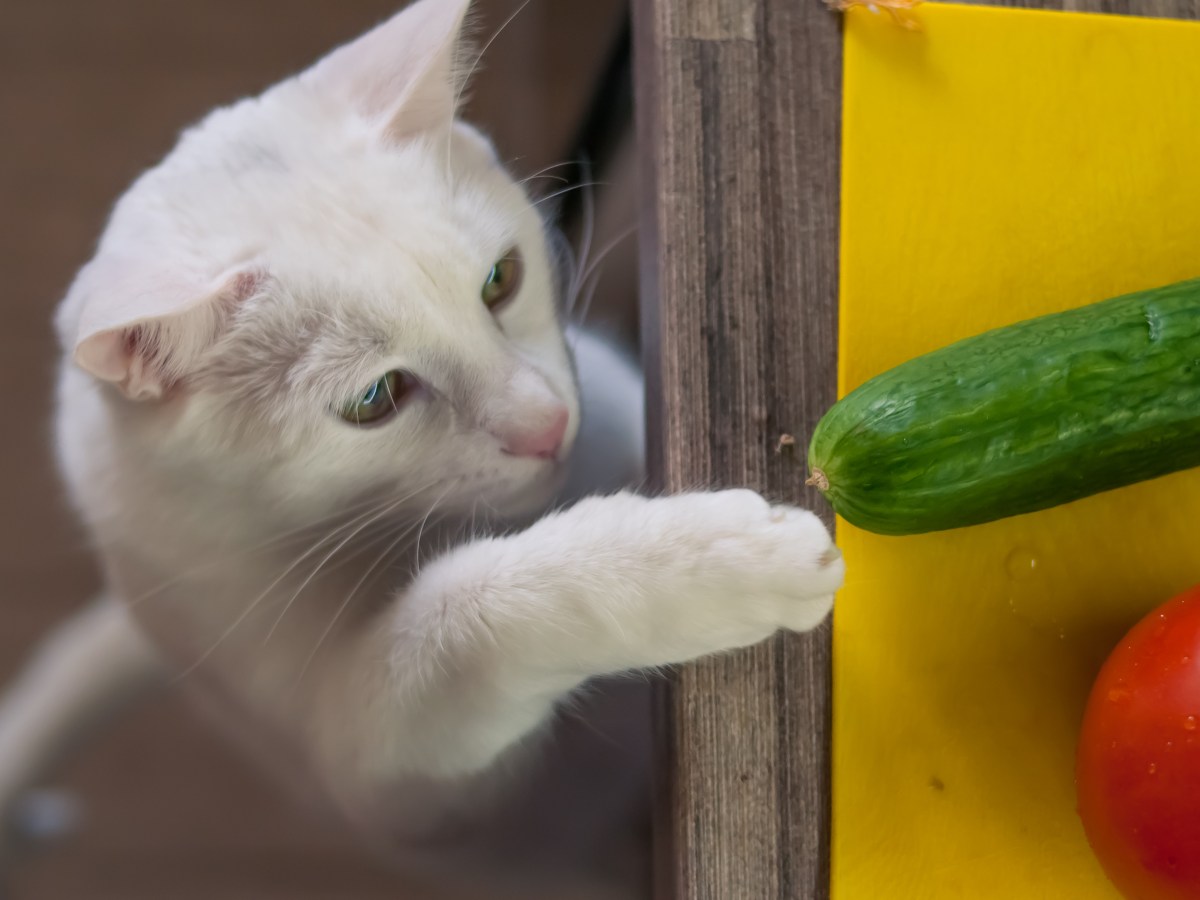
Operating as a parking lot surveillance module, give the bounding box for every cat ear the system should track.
[57,255,265,401]
[304,0,473,142]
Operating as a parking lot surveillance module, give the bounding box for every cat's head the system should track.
[55,0,580,525]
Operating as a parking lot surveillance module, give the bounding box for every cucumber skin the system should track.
[808,277,1200,536]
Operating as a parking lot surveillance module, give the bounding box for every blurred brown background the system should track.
[0,2,635,897]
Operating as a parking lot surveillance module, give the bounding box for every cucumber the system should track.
[807,277,1200,535]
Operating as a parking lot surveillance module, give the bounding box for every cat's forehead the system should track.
[121,91,525,289]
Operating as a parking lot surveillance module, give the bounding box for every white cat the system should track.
[0,0,844,896]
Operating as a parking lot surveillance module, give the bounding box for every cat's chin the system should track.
[482,460,569,521]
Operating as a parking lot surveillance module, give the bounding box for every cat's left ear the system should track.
[56,254,266,401]
[303,0,473,142]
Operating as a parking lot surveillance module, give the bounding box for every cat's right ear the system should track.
[301,0,473,143]
[56,255,265,402]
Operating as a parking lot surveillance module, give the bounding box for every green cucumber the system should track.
[807,277,1200,536]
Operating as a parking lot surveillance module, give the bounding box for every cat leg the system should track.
[0,596,165,859]
[313,488,842,787]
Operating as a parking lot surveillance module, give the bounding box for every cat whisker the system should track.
[573,223,637,308]
[569,269,606,333]
[569,223,638,329]
[448,0,536,174]
[314,512,418,577]
[531,181,609,212]
[292,495,460,692]
[170,481,441,682]
[566,158,594,312]
[516,159,581,188]
[521,173,569,187]
[291,514,432,691]
[518,159,578,182]
[412,481,458,576]
[261,482,447,646]
[124,490,421,611]
[473,494,505,538]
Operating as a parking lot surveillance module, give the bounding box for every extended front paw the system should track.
[690,489,843,633]
[610,489,843,659]
[509,489,844,671]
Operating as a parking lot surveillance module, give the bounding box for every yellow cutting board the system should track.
[833,5,1200,898]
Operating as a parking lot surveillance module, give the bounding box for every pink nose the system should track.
[499,407,569,460]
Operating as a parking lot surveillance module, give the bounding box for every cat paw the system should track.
[520,489,843,668]
[679,489,843,634]
[595,489,843,659]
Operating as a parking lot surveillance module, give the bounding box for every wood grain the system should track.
[633,0,841,897]
[635,0,1199,898]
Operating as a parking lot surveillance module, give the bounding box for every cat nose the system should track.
[497,406,569,460]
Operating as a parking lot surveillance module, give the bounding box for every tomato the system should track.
[1077,584,1200,900]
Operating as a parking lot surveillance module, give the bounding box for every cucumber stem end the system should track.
[806,468,830,492]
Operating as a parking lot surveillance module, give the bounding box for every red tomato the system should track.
[1077,584,1200,900]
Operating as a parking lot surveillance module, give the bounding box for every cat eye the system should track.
[338,370,415,426]
[481,248,524,312]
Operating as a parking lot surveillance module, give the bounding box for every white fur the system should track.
[1,1,843,895]
[0,597,162,864]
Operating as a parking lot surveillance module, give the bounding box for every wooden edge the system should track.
[633,0,842,897]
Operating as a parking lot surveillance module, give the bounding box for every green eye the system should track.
[338,370,413,426]
[481,248,524,311]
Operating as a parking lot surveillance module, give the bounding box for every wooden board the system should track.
[633,1,841,897]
